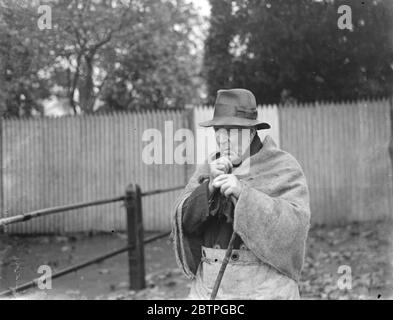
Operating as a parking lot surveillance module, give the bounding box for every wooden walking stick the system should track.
[209,144,248,300]
[210,196,238,300]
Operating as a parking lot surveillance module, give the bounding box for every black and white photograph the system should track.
[0,0,392,304]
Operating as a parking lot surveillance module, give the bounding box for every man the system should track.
[171,89,311,299]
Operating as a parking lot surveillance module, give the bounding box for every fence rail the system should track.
[0,196,125,227]
[0,183,178,297]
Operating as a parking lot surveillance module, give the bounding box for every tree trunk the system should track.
[78,55,96,114]
[389,97,393,186]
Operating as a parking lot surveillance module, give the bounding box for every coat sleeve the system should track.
[233,158,311,282]
[170,162,210,278]
[181,181,211,235]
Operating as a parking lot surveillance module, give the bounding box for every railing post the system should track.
[124,183,145,290]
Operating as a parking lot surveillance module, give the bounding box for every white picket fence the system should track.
[0,100,392,233]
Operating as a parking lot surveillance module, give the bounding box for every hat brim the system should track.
[199,116,271,130]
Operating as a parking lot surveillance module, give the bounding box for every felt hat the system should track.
[199,89,270,130]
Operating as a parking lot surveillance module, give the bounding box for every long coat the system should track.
[171,135,311,299]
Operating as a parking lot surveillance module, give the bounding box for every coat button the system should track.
[231,253,239,261]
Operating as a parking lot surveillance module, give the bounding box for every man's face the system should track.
[214,126,255,166]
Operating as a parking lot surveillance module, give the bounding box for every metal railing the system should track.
[0,183,184,297]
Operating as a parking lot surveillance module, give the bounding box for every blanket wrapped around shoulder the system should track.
[170,135,311,282]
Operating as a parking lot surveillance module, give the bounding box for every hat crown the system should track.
[213,89,257,120]
[198,88,270,130]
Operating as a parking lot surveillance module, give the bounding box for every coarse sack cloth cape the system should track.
[170,135,311,282]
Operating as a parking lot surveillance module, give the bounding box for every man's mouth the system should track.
[220,149,242,166]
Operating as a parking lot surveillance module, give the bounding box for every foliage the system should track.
[0,2,51,116]
[204,0,393,104]
[0,0,203,116]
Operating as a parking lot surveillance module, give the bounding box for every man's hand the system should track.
[208,157,233,193]
[212,174,243,199]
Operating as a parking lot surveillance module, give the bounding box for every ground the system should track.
[0,220,392,300]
